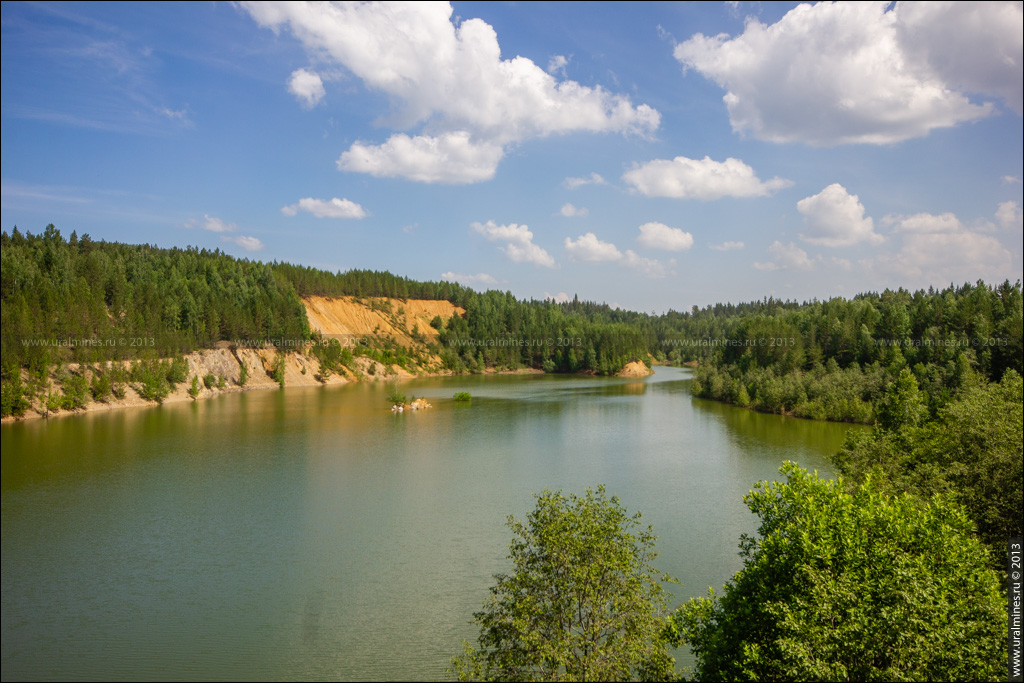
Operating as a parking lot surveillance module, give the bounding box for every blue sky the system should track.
[2,1,1022,312]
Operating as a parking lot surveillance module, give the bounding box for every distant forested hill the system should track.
[673,282,1022,421]
[3,226,1021,422]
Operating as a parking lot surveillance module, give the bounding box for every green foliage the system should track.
[453,392,472,402]
[203,373,216,390]
[2,228,1020,410]
[674,463,1006,681]
[450,486,677,682]
[832,369,1023,562]
[60,372,89,410]
[385,384,407,405]
[130,359,171,403]
[874,367,927,431]
[89,365,112,401]
[1,226,311,377]
[238,359,248,386]
[1,371,30,417]
[273,356,286,387]
[188,375,201,399]
[691,361,882,423]
[168,356,188,385]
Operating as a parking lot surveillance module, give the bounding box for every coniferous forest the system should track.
[2,226,1021,422]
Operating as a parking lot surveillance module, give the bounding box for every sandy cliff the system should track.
[2,296,465,422]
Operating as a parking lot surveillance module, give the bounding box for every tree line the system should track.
[3,226,1021,421]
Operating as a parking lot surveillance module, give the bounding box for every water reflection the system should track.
[2,367,859,681]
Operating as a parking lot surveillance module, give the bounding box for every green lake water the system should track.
[1,367,859,680]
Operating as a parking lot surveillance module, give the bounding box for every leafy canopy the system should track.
[832,369,1023,562]
[674,463,1006,681]
[450,486,677,682]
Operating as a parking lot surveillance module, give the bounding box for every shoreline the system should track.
[0,356,553,425]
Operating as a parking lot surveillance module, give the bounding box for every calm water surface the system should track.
[2,367,858,680]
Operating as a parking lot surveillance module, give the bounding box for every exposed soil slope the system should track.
[303,295,462,344]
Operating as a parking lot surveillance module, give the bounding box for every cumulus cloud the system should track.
[622,250,669,279]
[564,232,622,262]
[201,215,237,233]
[895,1,1023,116]
[709,240,744,251]
[623,155,791,200]
[564,172,607,189]
[243,2,659,183]
[221,235,265,252]
[471,220,555,268]
[558,203,588,218]
[996,200,1023,231]
[338,132,504,184]
[754,241,815,271]
[889,211,963,234]
[281,196,367,219]
[545,291,571,304]
[676,1,1021,145]
[288,68,325,108]
[564,232,670,278]
[796,184,883,247]
[880,210,1013,282]
[636,222,694,251]
[441,271,498,287]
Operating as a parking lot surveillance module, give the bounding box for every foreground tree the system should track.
[449,486,677,682]
[832,369,1023,562]
[674,463,1006,681]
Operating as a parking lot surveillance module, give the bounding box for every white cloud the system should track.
[441,272,498,287]
[564,232,622,262]
[1003,175,1022,185]
[676,1,1020,145]
[636,222,694,251]
[547,55,569,76]
[281,197,367,219]
[879,210,1014,283]
[545,291,571,304]
[622,250,669,279]
[796,184,883,247]
[895,1,1023,116]
[221,235,264,252]
[201,215,237,233]
[709,240,744,251]
[338,132,504,184]
[996,201,1023,231]
[564,232,669,278]
[558,203,588,218]
[243,2,659,183]
[190,214,262,252]
[889,211,962,234]
[623,155,791,200]
[288,68,325,108]
[471,220,555,268]
[754,241,815,271]
[564,172,607,189]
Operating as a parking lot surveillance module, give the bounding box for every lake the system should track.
[1,366,857,680]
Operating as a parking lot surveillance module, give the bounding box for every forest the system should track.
[2,226,1022,423]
